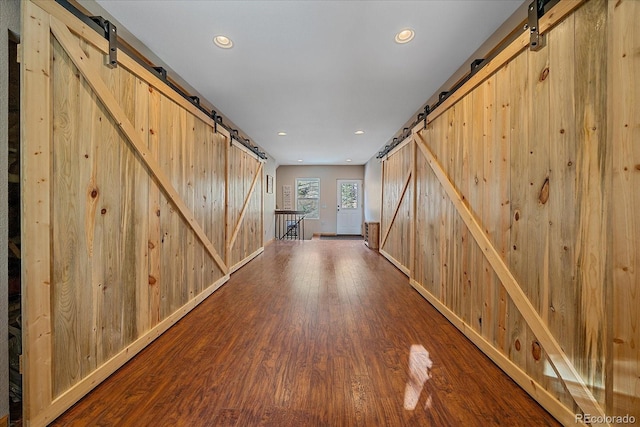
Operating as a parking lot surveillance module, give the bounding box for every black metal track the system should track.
[55,0,559,163]
[54,0,267,160]
[377,0,559,159]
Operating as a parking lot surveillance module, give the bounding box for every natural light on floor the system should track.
[403,344,433,410]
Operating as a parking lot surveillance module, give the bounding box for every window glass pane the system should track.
[296,178,320,219]
[297,179,319,199]
[341,183,358,209]
[298,199,319,218]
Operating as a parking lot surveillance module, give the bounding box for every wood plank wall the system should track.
[381,0,639,423]
[21,1,265,424]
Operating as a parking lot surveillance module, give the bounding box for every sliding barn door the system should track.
[21,1,235,424]
[227,142,264,272]
[379,140,413,275]
[400,0,639,424]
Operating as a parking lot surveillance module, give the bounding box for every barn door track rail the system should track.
[53,0,267,160]
[378,0,569,160]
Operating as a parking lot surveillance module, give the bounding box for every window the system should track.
[340,182,358,209]
[296,178,320,219]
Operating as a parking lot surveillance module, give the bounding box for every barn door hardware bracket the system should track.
[211,111,225,134]
[90,16,118,67]
[423,105,430,127]
[230,129,240,146]
[416,105,430,129]
[153,67,167,80]
[470,59,484,74]
[526,0,544,51]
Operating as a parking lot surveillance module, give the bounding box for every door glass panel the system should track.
[340,183,358,209]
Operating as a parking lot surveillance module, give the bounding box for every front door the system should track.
[336,179,363,235]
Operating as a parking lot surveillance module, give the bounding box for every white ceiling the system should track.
[94,0,524,165]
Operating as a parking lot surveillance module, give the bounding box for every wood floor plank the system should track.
[52,240,559,426]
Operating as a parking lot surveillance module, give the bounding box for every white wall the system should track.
[1,0,21,420]
[262,155,278,244]
[363,157,382,222]
[276,165,364,239]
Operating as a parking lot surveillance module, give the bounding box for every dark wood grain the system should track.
[52,241,559,426]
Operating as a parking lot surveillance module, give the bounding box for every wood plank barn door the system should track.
[379,139,413,275]
[19,1,258,424]
[226,141,265,272]
[397,0,639,424]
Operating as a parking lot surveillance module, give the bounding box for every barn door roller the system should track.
[89,16,118,68]
[526,0,560,51]
[527,0,545,51]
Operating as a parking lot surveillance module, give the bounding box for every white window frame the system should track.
[295,177,320,220]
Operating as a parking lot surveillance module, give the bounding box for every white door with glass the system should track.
[336,179,363,235]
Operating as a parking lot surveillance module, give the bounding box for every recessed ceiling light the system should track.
[395,28,415,44]
[297,159,303,162]
[213,35,233,49]
[346,159,352,162]
[278,132,287,136]
[354,130,365,135]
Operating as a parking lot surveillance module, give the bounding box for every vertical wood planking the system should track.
[95,34,124,365]
[117,55,138,350]
[429,127,441,296]
[450,104,464,318]
[22,2,53,419]
[193,119,206,294]
[494,65,510,352]
[507,49,528,372]
[441,108,454,309]
[459,95,473,325]
[413,132,428,293]
[148,86,162,327]
[409,138,417,282]
[225,132,231,267]
[175,107,188,309]
[85,41,105,375]
[547,13,578,408]
[51,36,85,396]
[524,33,550,385]
[469,88,484,335]
[185,113,196,301]
[610,0,640,419]
[481,75,496,343]
[158,93,172,319]
[134,78,150,337]
[214,132,227,272]
[574,0,609,405]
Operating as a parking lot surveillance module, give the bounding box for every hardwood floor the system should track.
[52,240,559,426]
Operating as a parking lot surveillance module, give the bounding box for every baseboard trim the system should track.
[34,274,230,426]
[409,279,579,426]
[379,249,410,277]
[230,247,264,274]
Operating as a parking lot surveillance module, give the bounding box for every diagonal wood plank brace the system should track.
[49,16,228,275]
[228,161,263,251]
[413,132,608,425]
[380,168,412,250]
